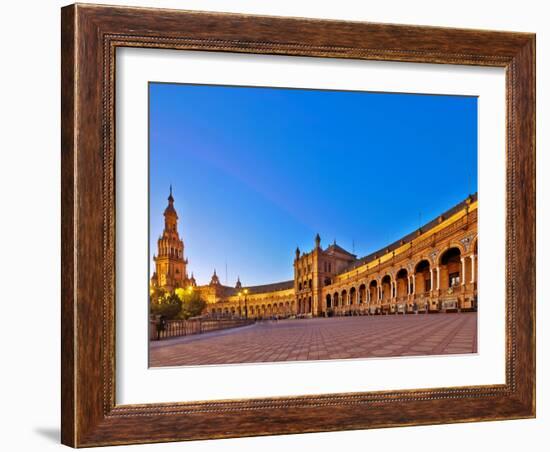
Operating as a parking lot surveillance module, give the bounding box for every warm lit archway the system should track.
[439,247,462,290]
[381,275,392,301]
[368,280,378,304]
[341,289,348,308]
[358,284,366,304]
[396,268,409,299]
[349,287,357,306]
[414,259,431,294]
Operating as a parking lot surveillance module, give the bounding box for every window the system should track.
[449,272,460,287]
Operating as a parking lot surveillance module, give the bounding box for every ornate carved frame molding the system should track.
[61,4,535,447]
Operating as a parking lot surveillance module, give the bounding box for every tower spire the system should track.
[151,189,187,292]
[168,184,174,204]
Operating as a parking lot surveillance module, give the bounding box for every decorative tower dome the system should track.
[235,276,242,289]
[315,233,321,249]
[295,246,300,259]
[210,269,221,286]
[189,272,197,287]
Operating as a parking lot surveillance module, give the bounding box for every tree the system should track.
[149,286,166,305]
[150,291,182,320]
[175,288,207,319]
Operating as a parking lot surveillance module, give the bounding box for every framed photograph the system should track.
[61,3,535,447]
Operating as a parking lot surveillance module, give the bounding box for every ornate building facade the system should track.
[151,189,478,318]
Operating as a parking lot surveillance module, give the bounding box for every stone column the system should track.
[436,266,440,290]
[430,268,434,292]
[461,257,466,285]
[470,255,476,283]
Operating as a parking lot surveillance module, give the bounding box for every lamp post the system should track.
[238,289,250,319]
[243,289,249,319]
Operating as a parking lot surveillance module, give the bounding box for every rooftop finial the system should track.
[167,184,174,203]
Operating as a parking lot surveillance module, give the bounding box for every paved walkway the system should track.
[149,312,477,367]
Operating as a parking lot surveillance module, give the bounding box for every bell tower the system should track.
[151,186,188,291]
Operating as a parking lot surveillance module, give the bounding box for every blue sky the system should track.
[149,83,477,287]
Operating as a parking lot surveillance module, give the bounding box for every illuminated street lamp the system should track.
[238,288,249,319]
[238,291,242,318]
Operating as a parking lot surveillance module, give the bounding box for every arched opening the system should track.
[326,293,332,308]
[414,259,431,294]
[368,280,378,303]
[439,247,462,290]
[333,292,339,307]
[396,268,409,298]
[349,287,356,305]
[341,289,348,308]
[359,284,366,304]
[381,275,392,301]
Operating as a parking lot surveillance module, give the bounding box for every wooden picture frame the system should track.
[61,3,535,447]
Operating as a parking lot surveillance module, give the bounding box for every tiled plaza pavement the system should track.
[149,312,477,367]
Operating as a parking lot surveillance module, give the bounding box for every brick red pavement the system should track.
[149,312,477,367]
